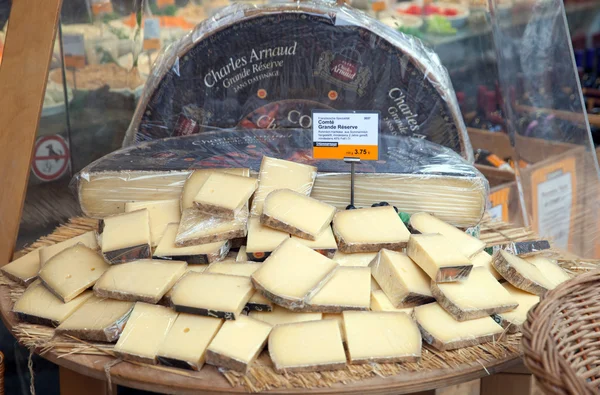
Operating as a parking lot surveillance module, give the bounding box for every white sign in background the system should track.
[312,111,379,146]
[63,34,85,57]
[488,204,503,222]
[536,172,573,250]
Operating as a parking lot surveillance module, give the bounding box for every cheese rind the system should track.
[492,240,551,257]
[249,305,322,325]
[431,267,519,321]
[246,292,273,312]
[414,302,503,351]
[343,311,421,364]
[154,223,230,264]
[100,209,151,264]
[94,259,187,303]
[176,207,248,247]
[245,217,290,261]
[491,283,540,333]
[492,251,554,296]
[206,315,272,373]
[114,302,178,364]
[251,238,338,310]
[125,199,181,247]
[471,251,501,280]
[370,290,415,315]
[181,168,251,211]
[304,267,371,313]
[39,231,99,265]
[268,319,346,373]
[156,313,223,371]
[369,249,434,308]
[407,234,472,283]
[206,262,262,277]
[333,206,410,253]
[193,173,258,218]
[291,227,337,258]
[2,249,41,285]
[333,251,377,267]
[524,256,570,287]
[55,296,134,342]
[409,212,485,258]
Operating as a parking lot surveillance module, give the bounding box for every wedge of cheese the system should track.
[125,200,181,247]
[175,207,248,247]
[291,227,337,258]
[370,249,434,308]
[55,296,134,342]
[193,173,258,218]
[492,250,554,296]
[524,256,570,287]
[268,319,346,373]
[371,277,381,291]
[39,244,109,303]
[156,313,223,371]
[246,292,273,312]
[343,311,421,364]
[94,259,187,303]
[236,246,247,261]
[471,251,501,280]
[492,283,539,333]
[100,209,151,264]
[154,223,229,264]
[323,313,345,341]
[409,212,485,258]
[206,315,272,373]
[181,168,251,211]
[170,272,253,320]
[370,290,415,315]
[407,234,472,283]
[251,238,338,310]
[114,302,178,364]
[333,206,410,253]
[13,281,93,326]
[333,251,377,267]
[304,267,371,313]
[2,249,41,285]
[431,267,518,321]
[206,262,261,277]
[39,231,98,265]
[249,305,322,325]
[261,189,336,241]
[414,302,504,351]
[246,217,290,261]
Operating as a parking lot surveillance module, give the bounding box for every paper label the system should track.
[488,204,503,222]
[143,18,161,51]
[63,34,86,68]
[489,186,510,222]
[312,111,379,160]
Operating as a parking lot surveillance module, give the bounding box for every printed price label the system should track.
[312,111,379,161]
[63,34,86,68]
[489,186,510,222]
[143,18,161,51]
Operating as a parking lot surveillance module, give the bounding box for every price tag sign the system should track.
[63,34,86,69]
[312,111,379,161]
[143,18,161,51]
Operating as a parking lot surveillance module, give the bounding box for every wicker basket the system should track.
[522,269,600,395]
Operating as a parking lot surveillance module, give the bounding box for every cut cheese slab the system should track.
[492,283,539,333]
[492,250,554,296]
[193,173,258,218]
[125,199,181,247]
[251,156,317,216]
[323,314,345,341]
[371,277,381,291]
[206,262,261,277]
[206,315,272,373]
[409,212,485,258]
[251,238,338,310]
[175,207,248,247]
[13,281,93,326]
[370,290,415,315]
[236,246,247,261]
[94,259,187,303]
[2,249,41,285]
[407,234,472,283]
[262,189,335,240]
[181,168,251,211]
[114,302,178,364]
[154,223,229,264]
[39,231,98,265]
[157,313,223,371]
[305,267,371,313]
[268,319,346,373]
[471,251,501,280]
[414,302,503,351]
[246,217,289,261]
[170,272,253,320]
[370,249,434,308]
[100,209,151,264]
[249,305,322,325]
[246,292,273,312]
[431,267,518,321]
[55,296,134,342]
[333,206,410,253]
[333,251,377,267]
[343,311,421,364]
[291,227,337,258]
[524,256,570,287]
[39,244,109,303]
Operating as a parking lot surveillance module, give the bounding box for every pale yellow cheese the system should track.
[407,234,472,282]
[333,251,377,267]
[306,267,371,312]
[371,277,381,291]
[409,212,485,258]
[125,199,181,246]
[13,280,93,326]
[188,264,209,273]
[251,156,317,216]
[194,173,258,216]
[246,291,273,311]
[492,283,539,332]
[524,256,571,287]
[157,313,223,371]
[322,314,346,341]
[236,246,247,261]
[39,231,98,265]
[249,305,322,325]
[493,251,555,295]
[114,302,178,364]
[94,259,187,303]
[246,217,289,257]
[176,207,248,247]
[2,249,41,285]
[471,251,501,280]
[154,223,229,263]
[206,315,272,373]
[101,209,151,260]
[251,238,338,308]
[263,189,336,239]
[181,168,250,211]
[370,290,415,315]
[291,227,337,253]
[343,311,421,364]
[370,249,432,307]
[206,262,262,277]
[39,244,109,303]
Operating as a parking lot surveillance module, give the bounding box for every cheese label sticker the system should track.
[489,186,510,222]
[312,111,379,161]
[143,18,161,51]
[63,34,86,69]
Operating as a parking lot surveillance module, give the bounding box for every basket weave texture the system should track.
[522,269,600,395]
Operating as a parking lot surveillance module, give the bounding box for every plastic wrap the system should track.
[75,128,489,228]
[176,206,248,247]
[124,2,472,162]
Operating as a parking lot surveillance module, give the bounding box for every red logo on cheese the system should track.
[257,89,267,99]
